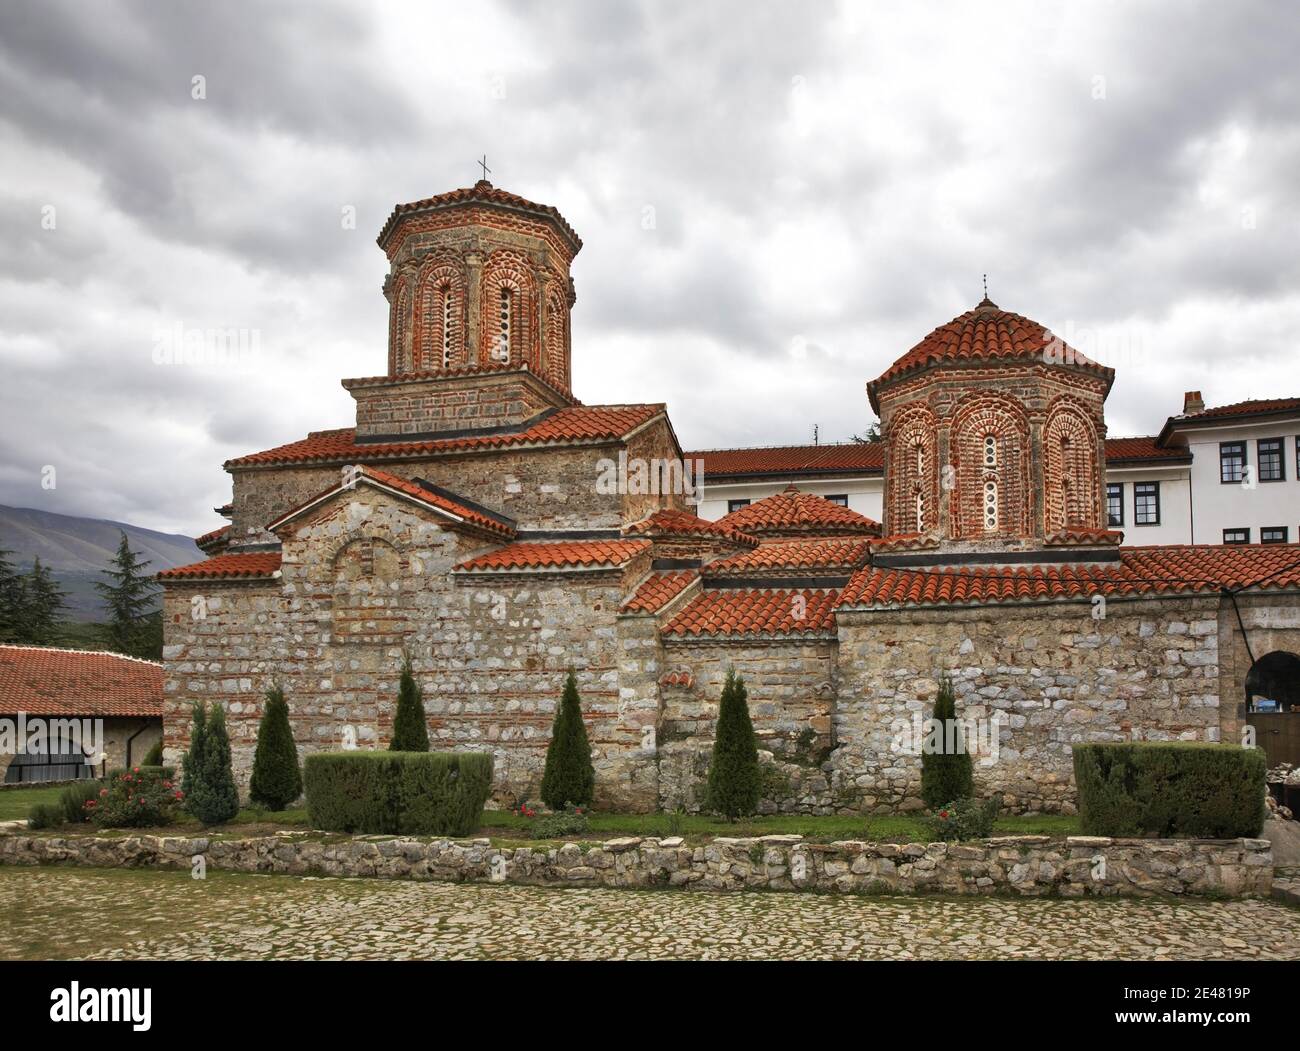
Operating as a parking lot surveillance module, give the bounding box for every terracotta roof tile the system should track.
[868,299,1113,401]
[268,465,515,539]
[620,571,699,613]
[704,538,872,576]
[622,508,757,546]
[158,552,282,581]
[838,543,1300,609]
[687,443,885,478]
[225,405,664,469]
[717,485,881,538]
[454,539,650,573]
[662,588,839,637]
[659,670,695,688]
[377,180,582,255]
[1182,397,1300,421]
[194,524,231,552]
[0,645,162,717]
[1104,436,1189,463]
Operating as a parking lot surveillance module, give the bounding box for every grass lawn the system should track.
[1,780,1079,843]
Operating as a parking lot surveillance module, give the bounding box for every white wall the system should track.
[1183,420,1300,545]
[696,477,883,523]
[1104,467,1193,545]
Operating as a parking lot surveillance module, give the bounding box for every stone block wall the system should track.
[831,596,1227,813]
[347,370,567,438]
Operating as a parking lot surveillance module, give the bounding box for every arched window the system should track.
[497,287,514,362]
[983,479,998,531]
[440,283,456,367]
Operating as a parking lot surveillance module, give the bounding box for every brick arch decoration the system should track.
[329,535,412,646]
[413,261,466,371]
[544,280,570,391]
[481,250,537,370]
[949,393,1032,540]
[1043,400,1102,532]
[885,403,938,535]
[388,277,411,375]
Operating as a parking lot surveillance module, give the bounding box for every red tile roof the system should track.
[704,538,872,575]
[268,465,515,539]
[454,539,650,573]
[194,524,231,552]
[660,670,695,688]
[662,588,839,637]
[622,508,757,546]
[158,552,283,581]
[0,645,162,717]
[717,485,881,538]
[1104,436,1189,463]
[377,179,582,256]
[225,405,664,469]
[838,543,1300,609]
[1183,397,1300,420]
[868,299,1114,403]
[687,442,885,479]
[620,571,699,614]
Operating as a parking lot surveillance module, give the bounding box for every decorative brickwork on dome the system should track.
[872,299,1110,550]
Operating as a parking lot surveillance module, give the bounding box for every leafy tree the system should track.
[23,558,67,644]
[142,738,163,767]
[180,702,206,801]
[706,668,760,820]
[184,702,239,825]
[95,532,159,657]
[920,676,975,808]
[540,670,595,809]
[249,684,302,810]
[389,652,430,751]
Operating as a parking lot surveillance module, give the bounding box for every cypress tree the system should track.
[706,668,760,820]
[23,558,67,645]
[180,702,207,800]
[389,653,430,751]
[920,675,975,808]
[186,702,239,825]
[539,670,595,810]
[95,532,159,657]
[248,684,303,810]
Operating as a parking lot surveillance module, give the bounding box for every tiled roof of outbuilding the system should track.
[716,485,880,537]
[158,552,283,581]
[0,645,162,718]
[620,571,699,614]
[662,588,839,638]
[454,540,651,573]
[704,538,872,576]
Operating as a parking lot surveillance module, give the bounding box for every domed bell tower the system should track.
[344,178,582,439]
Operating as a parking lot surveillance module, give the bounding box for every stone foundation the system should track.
[0,829,1272,898]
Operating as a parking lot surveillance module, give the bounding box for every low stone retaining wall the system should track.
[0,829,1273,898]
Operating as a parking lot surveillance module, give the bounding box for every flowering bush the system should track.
[924,797,1000,841]
[520,802,590,839]
[85,766,183,828]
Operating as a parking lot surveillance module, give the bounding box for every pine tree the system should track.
[95,532,159,657]
[186,702,239,825]
[920,675,975,808]
[248,684,302,810]
[706,668,760,820]
[540,670,595,809]
[389,652,429,751]
[23,558,67,645]
[0,546,23,642]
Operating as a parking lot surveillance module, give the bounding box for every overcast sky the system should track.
[1,0,1298,536]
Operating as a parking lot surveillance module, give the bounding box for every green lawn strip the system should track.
[5,790,1079,844]
[0,784,68,822]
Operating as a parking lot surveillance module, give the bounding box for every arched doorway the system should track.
[1245,651,1300,770]
[1245,651,1300,713]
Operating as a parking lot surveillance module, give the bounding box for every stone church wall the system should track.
[831,595,1228,814]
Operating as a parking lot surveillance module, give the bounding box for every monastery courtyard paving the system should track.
[2,866,1299,960]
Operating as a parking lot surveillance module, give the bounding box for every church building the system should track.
[159,180,1300,813]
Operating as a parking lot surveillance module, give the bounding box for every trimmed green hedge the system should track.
[1072,741,1267,838]
[303,751,493,837]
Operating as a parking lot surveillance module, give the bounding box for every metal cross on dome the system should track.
[477,155,491,181]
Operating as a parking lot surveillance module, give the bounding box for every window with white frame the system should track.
[1134,482,1160,525]
[1106,483,1123,527]
[1261,526,1288,544]
[1258,438,1285,482]
[1220,441,1247,483]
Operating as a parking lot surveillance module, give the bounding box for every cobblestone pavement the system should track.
[2,866,1299,960]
